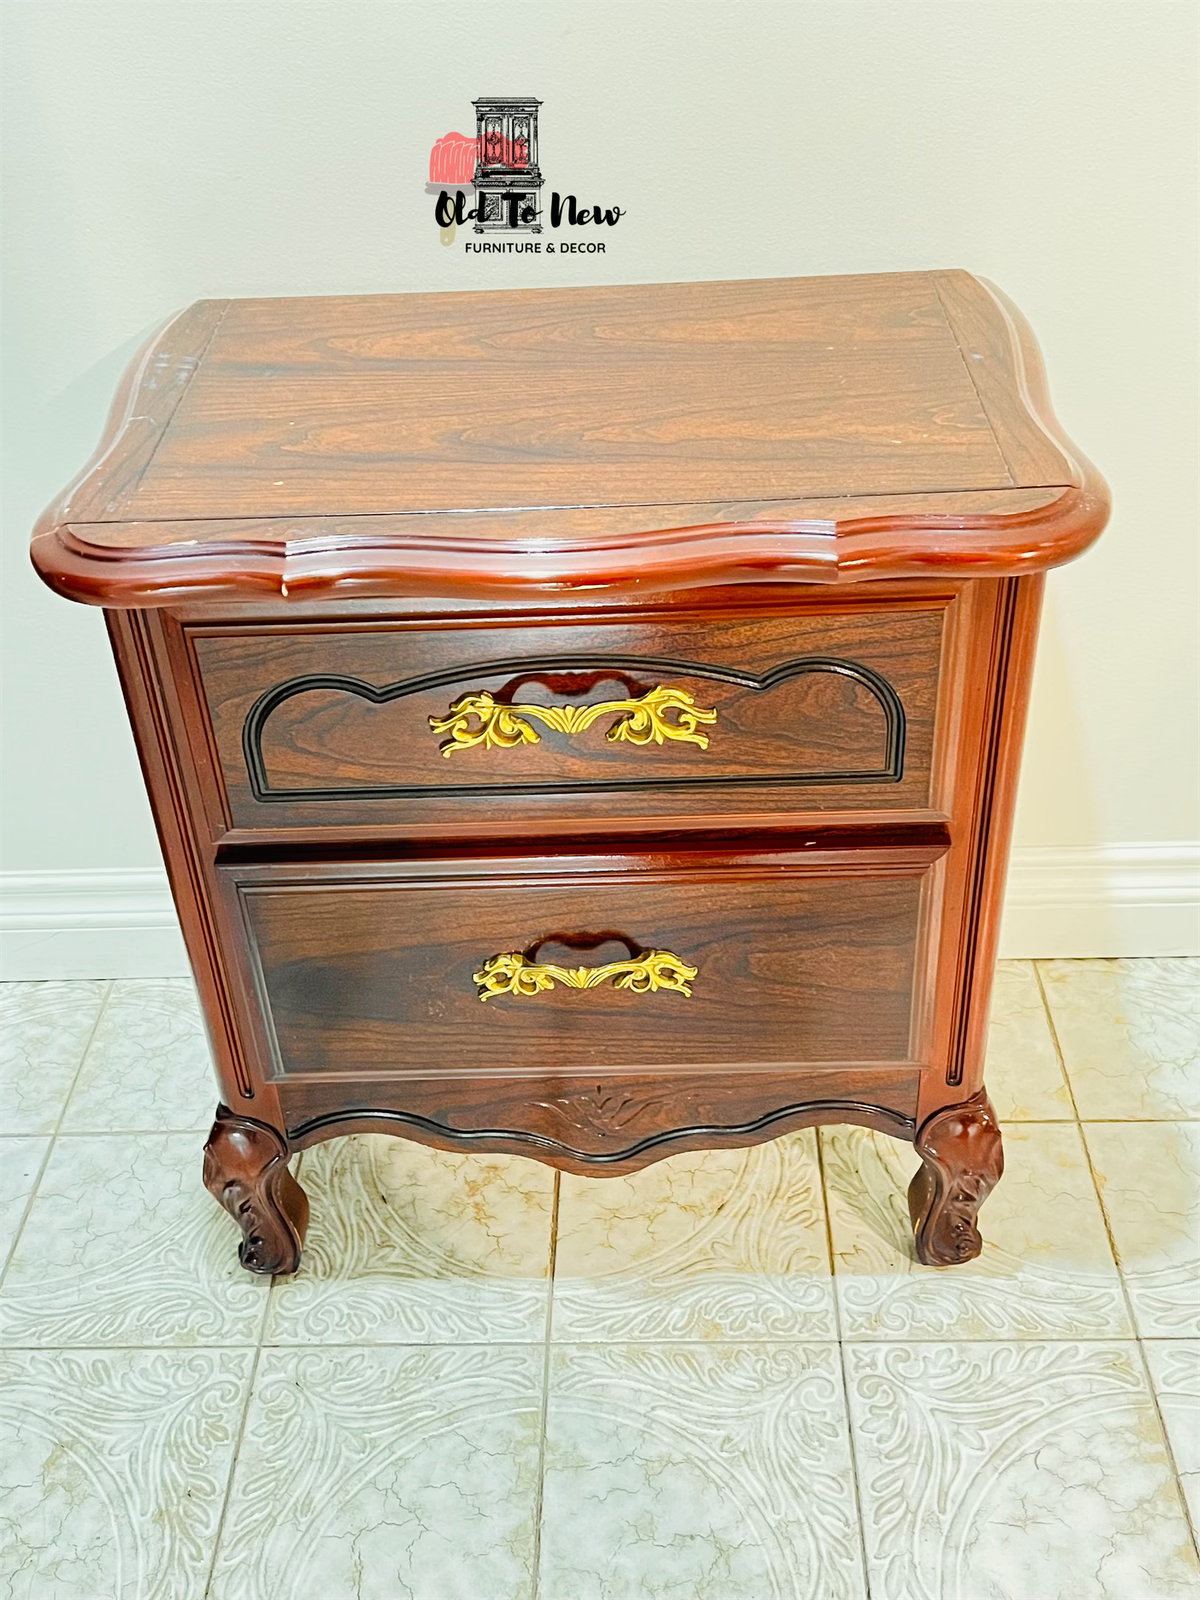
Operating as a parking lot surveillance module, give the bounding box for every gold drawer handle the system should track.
[474,948,697,1002]
[429,684,717,757]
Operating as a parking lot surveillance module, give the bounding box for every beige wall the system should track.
[2,2,1196,960]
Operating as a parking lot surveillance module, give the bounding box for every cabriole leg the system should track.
[202,1105,309,1275]
[908,1090,1003,1267]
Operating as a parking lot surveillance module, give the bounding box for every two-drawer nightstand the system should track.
[32,272,1107,1274]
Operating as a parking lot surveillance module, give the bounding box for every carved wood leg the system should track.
[908,1090,1003,1267]
[202,1106,309,1275]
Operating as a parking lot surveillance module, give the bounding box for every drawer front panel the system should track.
[190,603,948,830]
[229,856,928,1080]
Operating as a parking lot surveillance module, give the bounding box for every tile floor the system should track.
[0,960,1197,1600]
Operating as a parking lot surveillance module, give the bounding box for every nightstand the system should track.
[32,272,1107,1273]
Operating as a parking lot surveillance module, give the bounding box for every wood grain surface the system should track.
[190,601,944,830]
[229,855,929,1080]
[38,274,1103,1270]
[106,275,1015,517]
[30,273,1108,606]
[279,1067,922,1175]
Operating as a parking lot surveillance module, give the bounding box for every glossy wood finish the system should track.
[224,850,933,1080]
[31,273,1108,607]
[201,1106,308,1275]
[280,1069,922,1178]
[141,578,1006,844]
[68,276,1016,516]
[191,600,945,830]
[909,1090,1004,1266]
[35,274,1108,1276]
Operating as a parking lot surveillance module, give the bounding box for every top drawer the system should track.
[185,598,955,835]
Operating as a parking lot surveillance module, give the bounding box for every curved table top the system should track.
[32,270,1108,606]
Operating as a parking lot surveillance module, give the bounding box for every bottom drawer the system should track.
[224,849,934,1085]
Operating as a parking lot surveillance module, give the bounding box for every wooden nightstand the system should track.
[32,273,1107,1274]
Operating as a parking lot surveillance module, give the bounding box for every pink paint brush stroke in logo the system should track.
[429,133,477,186]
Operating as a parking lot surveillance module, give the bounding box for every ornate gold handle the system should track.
[429,684,717,757]
[474,948,697,1002]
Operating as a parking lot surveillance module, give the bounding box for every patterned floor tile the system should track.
[539,1342,865,1600]
[1039,958,1200,1119]
[3,968,1196,1596]
[1144,1340,1200,1534]
[1084,1122,1200,1337]
[264,1135,554,1345]
[984,960,1074,1120]
[846,1341,1199,1599]
[0,1347,251,1600]
[552,1130,835,1341]
[208,1344,543,1600]
[61,979,217,1133]
[823,1122,1130,1340]
[0,1133,268,1346]
[0,981,108,1135]
[0,1136,50,1266]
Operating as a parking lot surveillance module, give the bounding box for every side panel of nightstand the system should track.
[105,608,283,1129]
[917,572,1045,1123]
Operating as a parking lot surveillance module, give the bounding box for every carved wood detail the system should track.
[202,1105,309,1275]
[278,1066,923,1175]
[908,1089,1004,1266]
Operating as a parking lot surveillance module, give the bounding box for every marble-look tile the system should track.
[1039,957,1200,1119]
[0,1136,50,1266]
[61,979,216,1133]
[1085,1122,1200,1337]
[0,1347,251,1600]
[0,981,108,1135]
[823,1122,1130,1339]
[0,1133,268,1346]
[209,1344,542,1600]
[552,1130,835,1341]
[265,1134,553,1344]
[1144,1340,1200,1533]
[846,1341,1200,1600]
[540,1343,865,1600]
[984,960,1074,1120]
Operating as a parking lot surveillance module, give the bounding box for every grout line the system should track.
[817,1128,873,1599]
[202,1341,264,1600]
[1073,1117,1200,1564]
[1035,968,1200,1561]
[545,1169,561,1332]
[837,1341,874,1600]
[4,1335,1199,1354]
[0,981,113,1293]
[48,1127,218,1137]
[1142,1330,1200,1560]
[3,1334,1197,1352]
[1031,961,1085,1125]
[1135,1329,1198,1561]
[1037,963,1139,1308]
[202,1136,279,1598]
[814,1128,843,1335]
[530,1169,560,1600]
[1033,966,1131,1290]
[998,1120,1200,1132]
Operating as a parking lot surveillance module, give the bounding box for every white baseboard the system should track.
[1,845,1197,979]
[0,869,189,979]
[997,843,1200,958]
